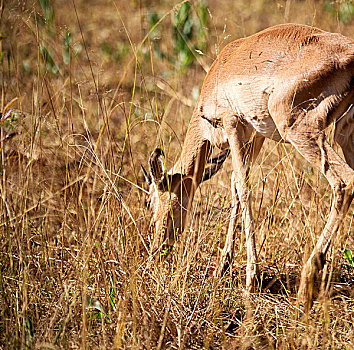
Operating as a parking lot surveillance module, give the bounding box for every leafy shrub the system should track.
[148,0,208,71]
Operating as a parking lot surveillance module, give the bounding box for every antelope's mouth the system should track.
[153,214,175,249]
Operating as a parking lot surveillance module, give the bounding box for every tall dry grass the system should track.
[1,0,353,348]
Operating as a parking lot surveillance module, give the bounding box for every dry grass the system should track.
[1,0,353,348]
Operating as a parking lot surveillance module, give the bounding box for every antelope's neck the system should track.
[171,115,211,183]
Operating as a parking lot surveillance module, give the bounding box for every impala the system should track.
[142,23,354,308]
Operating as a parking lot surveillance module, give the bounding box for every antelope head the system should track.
[142,148,230,252]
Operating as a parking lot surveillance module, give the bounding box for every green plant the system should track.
[86,296,106,320]
[343,248,354,267]
[41,45,59,74]
[148,0,209,71]
[38,0,55,30]
[101,41,130,63]
[63,30,72,65]
[324,0,353,24]
[37,0,59,74]
[109,275,118,311]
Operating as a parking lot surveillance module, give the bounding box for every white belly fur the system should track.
[245,115,282,141]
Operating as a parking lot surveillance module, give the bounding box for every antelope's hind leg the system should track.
[273,109,354,310]
[297,138,354,310]
[335,104,354,170]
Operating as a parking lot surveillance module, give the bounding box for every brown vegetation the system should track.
[1,0,353,348]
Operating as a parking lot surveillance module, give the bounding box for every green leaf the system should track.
[148,11,161,40]
[63,30,72,65]
[38,0,54,28]
[176,2,191,26]
[86,296,105,314]
[24,316,34,347]
[41,45,59,74]
[101,42,112,56]
[109,275,118,311]
[196,0,208,27]
[339,1,353,24]
[324,0,353,24]
[183,18,193,36]
[344,248,354,267]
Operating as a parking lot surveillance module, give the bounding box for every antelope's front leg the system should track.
[223,116,258,292]
[215,172,240,277]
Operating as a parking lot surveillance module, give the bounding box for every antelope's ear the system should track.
[148,148,166,185]
[141,165,151,186]
[201,149,230,183]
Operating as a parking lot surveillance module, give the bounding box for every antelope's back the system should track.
[198,24,353,130]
